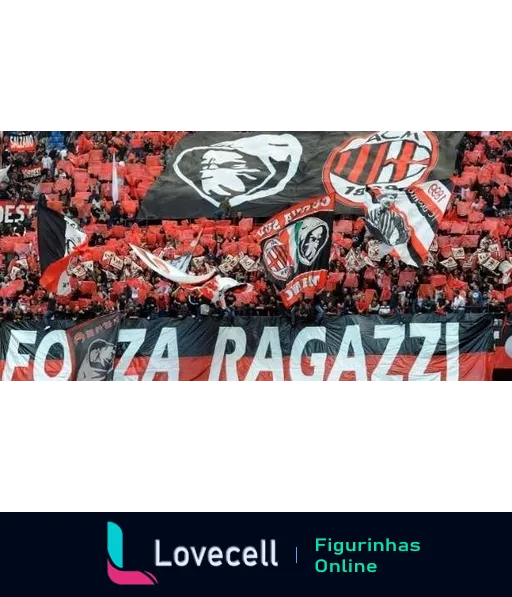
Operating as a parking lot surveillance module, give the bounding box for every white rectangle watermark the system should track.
[384,480,489,505]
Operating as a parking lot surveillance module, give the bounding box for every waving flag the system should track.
[38,203,88,295]
[170,228,204,273]
[130,244,216,285]
[197,275,249,308]
[254,196,334,307]
[365,180,452,267]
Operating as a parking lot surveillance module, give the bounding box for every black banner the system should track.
[21,162,42,179]
[67,313,121,380]
[0,314,494,381]
[137,131,464,219]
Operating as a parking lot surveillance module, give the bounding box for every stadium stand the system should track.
[0,131,511,328]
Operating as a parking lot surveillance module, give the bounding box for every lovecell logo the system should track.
[107,521,278,586]
[107,522,158,585]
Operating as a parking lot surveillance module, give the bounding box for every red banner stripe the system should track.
[0,353,494,381]
[493,346,512,369]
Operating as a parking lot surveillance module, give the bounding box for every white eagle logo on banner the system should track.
[173,134,303,208]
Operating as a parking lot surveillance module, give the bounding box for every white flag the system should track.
[130,244,217,285]
[0,165,10,183]
[112,154,119,205]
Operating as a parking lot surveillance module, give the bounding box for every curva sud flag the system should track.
[254,196,334,307]
[38,203,88,295]
[66,313,121,381]
[0,314,495,381]
[137,131,464,219]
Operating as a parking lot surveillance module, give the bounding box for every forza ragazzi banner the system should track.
[0,314,494,381]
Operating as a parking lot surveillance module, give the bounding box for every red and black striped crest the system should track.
[262,237,292,282]
[323,131,440,209]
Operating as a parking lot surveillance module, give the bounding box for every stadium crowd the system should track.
[0,131,511,325]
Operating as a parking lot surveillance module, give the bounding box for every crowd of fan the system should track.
[0,131,511,325]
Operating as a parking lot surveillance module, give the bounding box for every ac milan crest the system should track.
[262,237,292,281]
[323,131,440,210]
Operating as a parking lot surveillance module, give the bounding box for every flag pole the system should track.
[112,152,119,205]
